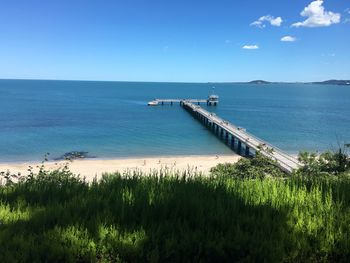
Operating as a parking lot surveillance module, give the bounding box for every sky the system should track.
[0,0,349,82]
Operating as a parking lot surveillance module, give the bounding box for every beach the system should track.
[0,154,241,182]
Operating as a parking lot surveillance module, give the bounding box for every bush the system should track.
[1,150,350,262]
[210,152,285,179]
[297,148,350,177]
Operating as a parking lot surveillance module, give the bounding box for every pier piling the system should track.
[238,141,242,154]
[245,146,250,157]
[231,136,235,150]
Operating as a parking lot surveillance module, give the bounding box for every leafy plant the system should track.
[1,151,350,262]
[298,148,350,176]
[210,152,285,179]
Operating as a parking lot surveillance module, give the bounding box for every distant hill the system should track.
[246,80,350,85]
[216,79,350,85]
[247,80,271,84]
[312,80,350,85]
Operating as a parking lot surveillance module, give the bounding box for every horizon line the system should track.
[0,77,349,84]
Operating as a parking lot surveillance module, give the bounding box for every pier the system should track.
[148,91,301,173]
[149,99,208,106]
[181,101,301,173]
[148,92,219,106]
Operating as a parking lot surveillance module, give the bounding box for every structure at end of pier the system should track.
[148,88,219,106]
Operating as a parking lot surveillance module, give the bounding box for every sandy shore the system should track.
[0,154,241,182]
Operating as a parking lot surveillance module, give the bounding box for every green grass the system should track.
[1,164,350,263]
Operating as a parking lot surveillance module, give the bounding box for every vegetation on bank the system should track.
[0,150,349,262]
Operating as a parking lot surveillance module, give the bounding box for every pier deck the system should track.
[154,99,208,104]
[182,101,301,173]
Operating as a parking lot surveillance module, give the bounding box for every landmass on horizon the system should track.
[222,79,350,85]
[1,78,350,85]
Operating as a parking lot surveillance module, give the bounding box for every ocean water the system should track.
[0,79,349,162]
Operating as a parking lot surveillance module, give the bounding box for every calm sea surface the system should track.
[0,79,349,162]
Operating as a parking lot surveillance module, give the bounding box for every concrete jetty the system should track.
[181,101,301,173]
[148,93,219,106]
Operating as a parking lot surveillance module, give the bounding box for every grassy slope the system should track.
[1,166,350,262]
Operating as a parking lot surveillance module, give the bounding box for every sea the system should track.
[0,79,349,162]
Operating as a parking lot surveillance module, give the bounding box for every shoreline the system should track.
[0,154,241,182]
[0,151,300,165]
[0,153,241,165]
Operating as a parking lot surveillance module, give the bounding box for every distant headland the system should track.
[247,80,271,84]
[241,79,350,85]
[311,80,350,85]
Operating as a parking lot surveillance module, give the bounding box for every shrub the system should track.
[297,148,350,177]
[210,152,285,179]
[1,151,350,262]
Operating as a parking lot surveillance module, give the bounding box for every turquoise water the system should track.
[0,79,349,162]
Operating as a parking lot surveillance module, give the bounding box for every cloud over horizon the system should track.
[251,15,283,28]
[281,36,296,42]
[242,45,259,50]
[292,0,341,28]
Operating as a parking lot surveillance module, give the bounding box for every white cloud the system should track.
[280,36,297,42]
[344,8,350,23]
[250,15,283,28]
[292,0,341,28]
[242,45,259,50]
[250,21,264,28]
[269,17,283,26]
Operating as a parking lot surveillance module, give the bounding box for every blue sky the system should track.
[0,0,349,82]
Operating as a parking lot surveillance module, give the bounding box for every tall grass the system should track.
[0,166,349,262]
